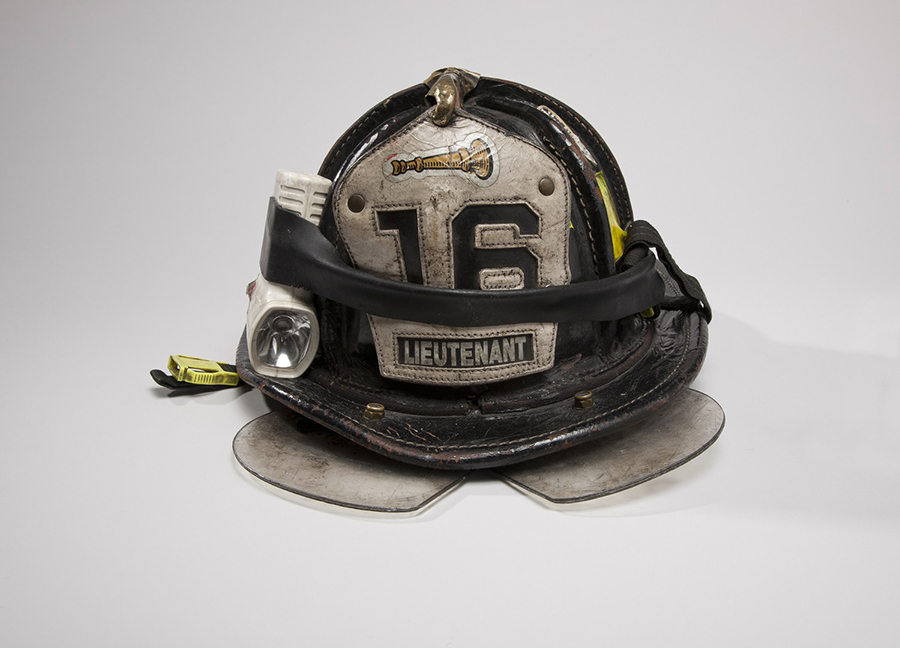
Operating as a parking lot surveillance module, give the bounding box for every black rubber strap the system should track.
[623,221,712,322]
[259,200,665,326]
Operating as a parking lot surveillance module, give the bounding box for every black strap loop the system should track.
[623,220,712,322]
[260,200,666,327]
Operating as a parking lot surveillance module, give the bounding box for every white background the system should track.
[2,0,899,645]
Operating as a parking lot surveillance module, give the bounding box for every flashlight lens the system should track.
[256,310,311,369]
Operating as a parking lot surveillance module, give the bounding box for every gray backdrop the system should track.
[2,1,898,645]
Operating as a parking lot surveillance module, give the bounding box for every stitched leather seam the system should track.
[543,136,600,274]
[333,116,432,267]
[479,268,524,290]
[366,317,693,451]
[371,201,423,283]
[327,93,416,177]
[383,325,551,381]
[538,93,632,223]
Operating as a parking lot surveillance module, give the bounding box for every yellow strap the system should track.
[595,171,626,260]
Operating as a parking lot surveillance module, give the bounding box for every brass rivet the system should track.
[364,402,385,420]
[574,391,594,409]
[539,177,555,196]
[348,194,366,213]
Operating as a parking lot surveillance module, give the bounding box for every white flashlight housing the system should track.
[246,170,332,378]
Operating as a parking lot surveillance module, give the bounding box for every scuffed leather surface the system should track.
[308,79,660,401]
[237,75,710,469]
[236,265,707,470]
[329,110,569,385]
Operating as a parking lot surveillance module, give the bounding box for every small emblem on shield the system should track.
[383,133,497,186]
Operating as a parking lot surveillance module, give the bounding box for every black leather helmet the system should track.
[237,68,712,469]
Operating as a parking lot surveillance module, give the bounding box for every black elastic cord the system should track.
[623,221,712,322]
[259,200,666,327]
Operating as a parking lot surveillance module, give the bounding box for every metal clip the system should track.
[424,67,480,127]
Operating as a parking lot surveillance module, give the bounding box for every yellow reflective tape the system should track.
[595,171,626,260]
[167,355,240,386]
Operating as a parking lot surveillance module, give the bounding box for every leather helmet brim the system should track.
[236,268,707,470]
